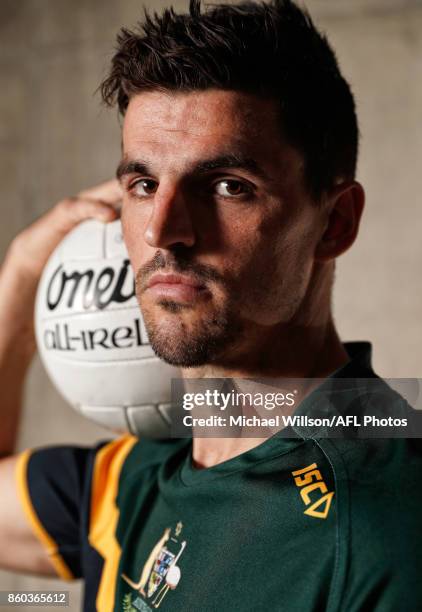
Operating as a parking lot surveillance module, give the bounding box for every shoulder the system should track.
[116,436,190,481]
[89,436,190,509]
[325,436,422,608]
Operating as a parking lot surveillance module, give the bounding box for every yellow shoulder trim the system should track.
[89,435,138,612]
[15,449,74,581]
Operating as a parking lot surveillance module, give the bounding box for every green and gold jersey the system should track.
[16,343,422,611]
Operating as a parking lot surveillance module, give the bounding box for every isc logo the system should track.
[292,463,334,519]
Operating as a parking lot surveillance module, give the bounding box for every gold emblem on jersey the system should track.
[292,463,334,519]
[121,521,186,609]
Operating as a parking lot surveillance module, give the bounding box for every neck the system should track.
[185,318,348,469]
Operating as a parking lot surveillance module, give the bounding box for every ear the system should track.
[315,181,365,262]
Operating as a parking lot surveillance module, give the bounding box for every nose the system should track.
[144,182,195,249]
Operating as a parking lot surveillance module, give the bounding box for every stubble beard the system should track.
[139,297,244,368]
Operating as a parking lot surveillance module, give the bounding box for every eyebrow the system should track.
[116,153,270,182]
[116,159,151,181]
[195,155,269,180]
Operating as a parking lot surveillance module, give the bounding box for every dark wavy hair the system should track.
[101,0,359,198]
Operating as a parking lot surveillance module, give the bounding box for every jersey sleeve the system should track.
[15,440,112,580]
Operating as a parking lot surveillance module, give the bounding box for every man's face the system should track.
[119,89,325,367]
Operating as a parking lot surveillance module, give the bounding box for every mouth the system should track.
[146,272,209,302]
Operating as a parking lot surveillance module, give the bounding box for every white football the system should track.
[34,218,180,437]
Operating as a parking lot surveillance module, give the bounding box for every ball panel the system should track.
[40,357,177,408]
[104,219,129,258]
[126,405,171,438]
[78,405,129,433]
[157,403,174,426]
[60,219,106,260]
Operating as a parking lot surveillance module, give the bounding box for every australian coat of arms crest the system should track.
[122,521,187,609]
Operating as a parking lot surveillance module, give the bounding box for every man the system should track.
[0,0,421,610]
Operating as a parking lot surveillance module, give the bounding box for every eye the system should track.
[213,179,251,198]
[130,179,158,197]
